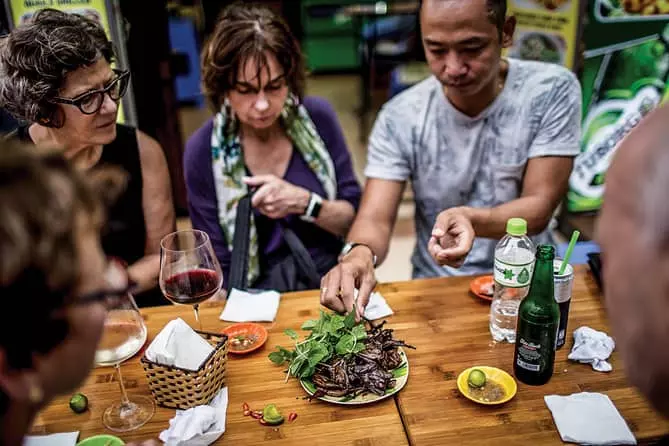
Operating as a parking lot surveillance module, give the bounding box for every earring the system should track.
[27,376,43,405]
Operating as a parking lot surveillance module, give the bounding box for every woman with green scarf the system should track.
[184,3,362,292]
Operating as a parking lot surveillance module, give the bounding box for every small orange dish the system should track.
[222,323,268,355]
[470,275,495,302]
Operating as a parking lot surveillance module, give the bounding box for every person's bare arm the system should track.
[465,156,574,237]
[313,198,356,237]
[129,131,175,292]
[345,178,406,264]
[430,156,573,266]
[320,178,405,318]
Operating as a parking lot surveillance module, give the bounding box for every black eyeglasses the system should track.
[76,258,138,309]
[52,69,130,115]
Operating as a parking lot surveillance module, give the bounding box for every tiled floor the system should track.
[177,73,415,283]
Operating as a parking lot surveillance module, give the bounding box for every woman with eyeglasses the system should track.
[0,8,176,307]
[0,139,112,443]
[0,140,160,445]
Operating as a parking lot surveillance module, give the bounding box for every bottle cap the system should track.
[506,218,527,236]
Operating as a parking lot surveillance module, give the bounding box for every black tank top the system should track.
[16,124,147,263]
[98,125,147,265]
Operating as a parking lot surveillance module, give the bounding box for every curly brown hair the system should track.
[0,138,124,377]
[0,8,115,128]
[201,2,306,112]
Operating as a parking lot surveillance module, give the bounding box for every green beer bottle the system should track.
[513,245,559,385]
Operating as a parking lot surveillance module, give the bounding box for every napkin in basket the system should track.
[144,318,214,371]
[23,432,79,446]
[219,288,281,322]
[544,392,636,445]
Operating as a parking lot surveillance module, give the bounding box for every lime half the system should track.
[468,369,486,389]
[69,392,89,414]
[262,404,284,425]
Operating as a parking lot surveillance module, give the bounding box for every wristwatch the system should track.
[300,192,323,223]
[340,242,378,267]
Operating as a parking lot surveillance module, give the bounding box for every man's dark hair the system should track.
[419,0,508,36]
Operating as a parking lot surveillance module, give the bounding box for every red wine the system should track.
[163,269,221,305]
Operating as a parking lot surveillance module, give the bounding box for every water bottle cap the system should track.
[506,218,527,236]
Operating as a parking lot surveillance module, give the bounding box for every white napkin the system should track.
[23,432,79,446]
[160,387,228,446]
[219,288,281,322]
[145,318,214,371]
[363,292,394,320]
[545,393,636,445]
[568,326,615,372]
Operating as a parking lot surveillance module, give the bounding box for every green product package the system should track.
[568,3,669,212]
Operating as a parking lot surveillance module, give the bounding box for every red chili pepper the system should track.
[288,412,298,423]
[242,402,250,412]
[250,410,264,419]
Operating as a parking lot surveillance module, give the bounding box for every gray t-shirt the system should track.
[365,59,582,278]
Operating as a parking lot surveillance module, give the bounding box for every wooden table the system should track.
[33,267,669,444]
[384,267,669,445]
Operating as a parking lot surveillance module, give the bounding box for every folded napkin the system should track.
[23,432,79,446]
[160,387,228,446]
[545,392,636,445]
[145,318,214,371]
[568,326,615,372]
[363,292,394,320]
[219,288,281,322]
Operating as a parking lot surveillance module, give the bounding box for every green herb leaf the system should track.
[352,342,366,354]
[307,342,330,366]
[326,316,345,336]
[268,351,286,365]
[301,319,318,330]
[343,308,356,330]
[335,334,356,355]
[284,328,298,340]
[351,324,367,341]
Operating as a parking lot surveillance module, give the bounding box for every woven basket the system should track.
[140,331,228,409]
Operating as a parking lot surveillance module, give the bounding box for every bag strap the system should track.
[227,193,252,292]
[281,224,321,289]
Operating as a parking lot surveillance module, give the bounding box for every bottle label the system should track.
[516,337,543,371]
[516,319,558,372]
[494,259,534,288]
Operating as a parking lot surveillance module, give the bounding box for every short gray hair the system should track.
[0,8,115,127]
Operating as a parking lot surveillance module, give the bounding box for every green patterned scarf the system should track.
[211,95,336,286]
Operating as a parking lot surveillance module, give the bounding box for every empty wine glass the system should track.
[93,260,154,432]
[159,230,223,330]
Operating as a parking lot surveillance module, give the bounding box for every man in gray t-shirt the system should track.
[321,0,582,317]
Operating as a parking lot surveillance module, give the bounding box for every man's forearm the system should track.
[464,196,556,239]
[345,215,394,266]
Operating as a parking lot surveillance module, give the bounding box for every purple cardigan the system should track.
[184,96,362,286]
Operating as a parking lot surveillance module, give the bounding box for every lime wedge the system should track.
[468,369,486,389]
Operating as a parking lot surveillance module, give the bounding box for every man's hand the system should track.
[428,207,475,268]
[243,175,311,219]
[320,246,377,322]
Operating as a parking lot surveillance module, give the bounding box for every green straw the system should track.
[559,230,580,275]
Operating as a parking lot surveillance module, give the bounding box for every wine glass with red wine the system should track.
[159,230,222,330]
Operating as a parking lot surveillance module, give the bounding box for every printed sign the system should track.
[505,0,582,70]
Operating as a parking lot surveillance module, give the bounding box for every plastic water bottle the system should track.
[490,218,535,343]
